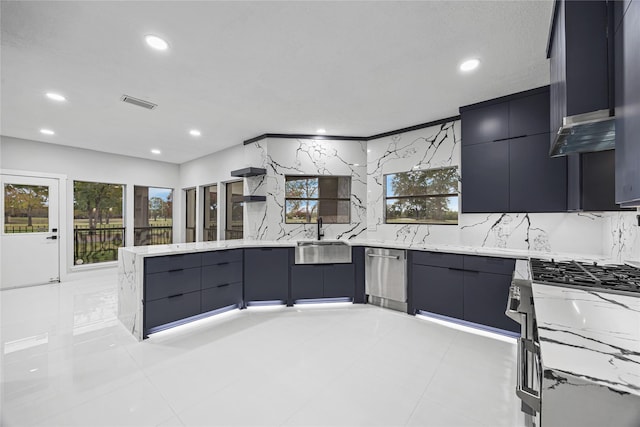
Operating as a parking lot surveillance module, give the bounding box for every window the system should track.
[73,181,124,264]
[4,184,49,233]
[225,181,243,240]
[185,188,196,243]
[384,167,459,225]
[134,186,173,246]
[285,176,351,223]
[203,184,218,241]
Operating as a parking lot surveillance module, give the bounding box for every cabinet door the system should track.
[145,267,201,301]
[509,90,550,138]
[582,150,618,211]
[616,0,640,205]
[201,262,243,290]
[323,264,355,298]
[509,133,567,212]
[145,291,201,330]
[461,141,509,213]
[412,265,463,319]
[201,283,242,313]
[243,248,290,303]
[461,102,509,146]
[352,247,366,304]
[463,271,519,332]
[291,265,324,300]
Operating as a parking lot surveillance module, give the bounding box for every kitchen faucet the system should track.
[317,217,324,240]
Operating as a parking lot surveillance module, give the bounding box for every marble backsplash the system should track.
[243,137,368,241]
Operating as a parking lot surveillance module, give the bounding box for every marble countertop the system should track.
[119,239,621,263]
[532,283,640,397]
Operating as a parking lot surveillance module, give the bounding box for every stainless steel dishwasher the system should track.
[365,248,407,312]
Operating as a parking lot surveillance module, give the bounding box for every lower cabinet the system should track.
[412,265,463,319]
[244,248,291,304]
[145,291,201,330]
[291,263,355,301]
[201,283,242,312]
[411,252,519,333]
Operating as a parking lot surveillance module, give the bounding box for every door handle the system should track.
[46,235,58,240]
[367,254,400,260]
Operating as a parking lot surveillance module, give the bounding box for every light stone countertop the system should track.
[120,238,622,264]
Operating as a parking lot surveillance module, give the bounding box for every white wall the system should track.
[0,136,181,277]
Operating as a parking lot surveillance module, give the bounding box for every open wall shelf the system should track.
[230,167,266,178]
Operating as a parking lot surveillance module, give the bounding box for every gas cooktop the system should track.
[530,258,640,296]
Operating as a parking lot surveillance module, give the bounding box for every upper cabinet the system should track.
[547,0,630,211]
[548,0,609,131]
[460,87,568,214]
[615,0,640,206]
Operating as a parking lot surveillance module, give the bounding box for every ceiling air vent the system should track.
[120,95,157,110]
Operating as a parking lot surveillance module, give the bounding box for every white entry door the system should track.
[1,175,60,289]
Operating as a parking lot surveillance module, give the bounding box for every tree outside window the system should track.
[285,176,351,224]
[384,167,459,225]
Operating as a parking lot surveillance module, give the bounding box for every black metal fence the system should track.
[134,226,173,246]
[225,228,243,240]
[74,226,125,265]
[204,226,217,241]
[4,225,49,233]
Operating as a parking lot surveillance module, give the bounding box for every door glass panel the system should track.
[225,181,243,240]
[185,188,196,243]
[134,186,173,246]
[73,181,124,265]
[203,184,218,241]
[3,184,49,233]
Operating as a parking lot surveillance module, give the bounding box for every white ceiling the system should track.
[1,1,554,164]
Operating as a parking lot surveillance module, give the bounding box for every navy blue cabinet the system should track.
[461,141,510,213]
[461,87,567,214]
[144,253,203,335]
[412,264,464,319]
[352,247,366,304]
[291,265,324,300]
[291,263,355,301]
[201,249,243,313]
[509,91,550,138]
[509,133,567,212]
[323,264,355,299]
[463,271,516,332]
[244,248,291,305]
[410,251,519,333]
[615,0,640,206]
[461,102,509,146]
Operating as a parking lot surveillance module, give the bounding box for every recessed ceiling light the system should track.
[45,92,66,102]
[40,129,55,135]
[151,149,161,155]
[316,128,326,134]
[145,35,169,51]
[189,129,201,137]
[459,58,480,72]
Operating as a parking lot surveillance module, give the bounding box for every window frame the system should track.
[284,175,352,224]
[383,166,459,225]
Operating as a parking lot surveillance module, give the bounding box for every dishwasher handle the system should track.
[367,253,400,260]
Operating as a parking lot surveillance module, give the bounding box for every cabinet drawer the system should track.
[201,282,242,313]
[412,251,463,269]
[145,253,202,274]
[145,267,201,301]
[201,262,243,290]
[463,255,515,275]
[145,291,201,330]
[201,249,242,266]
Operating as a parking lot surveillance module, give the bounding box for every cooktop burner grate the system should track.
[530,258,640,296]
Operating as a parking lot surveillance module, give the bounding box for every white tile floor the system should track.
[1,269,525,427]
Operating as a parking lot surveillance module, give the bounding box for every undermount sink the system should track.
[295,240,352,264]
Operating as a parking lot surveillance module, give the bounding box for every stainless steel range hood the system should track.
[549,109,615,157]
